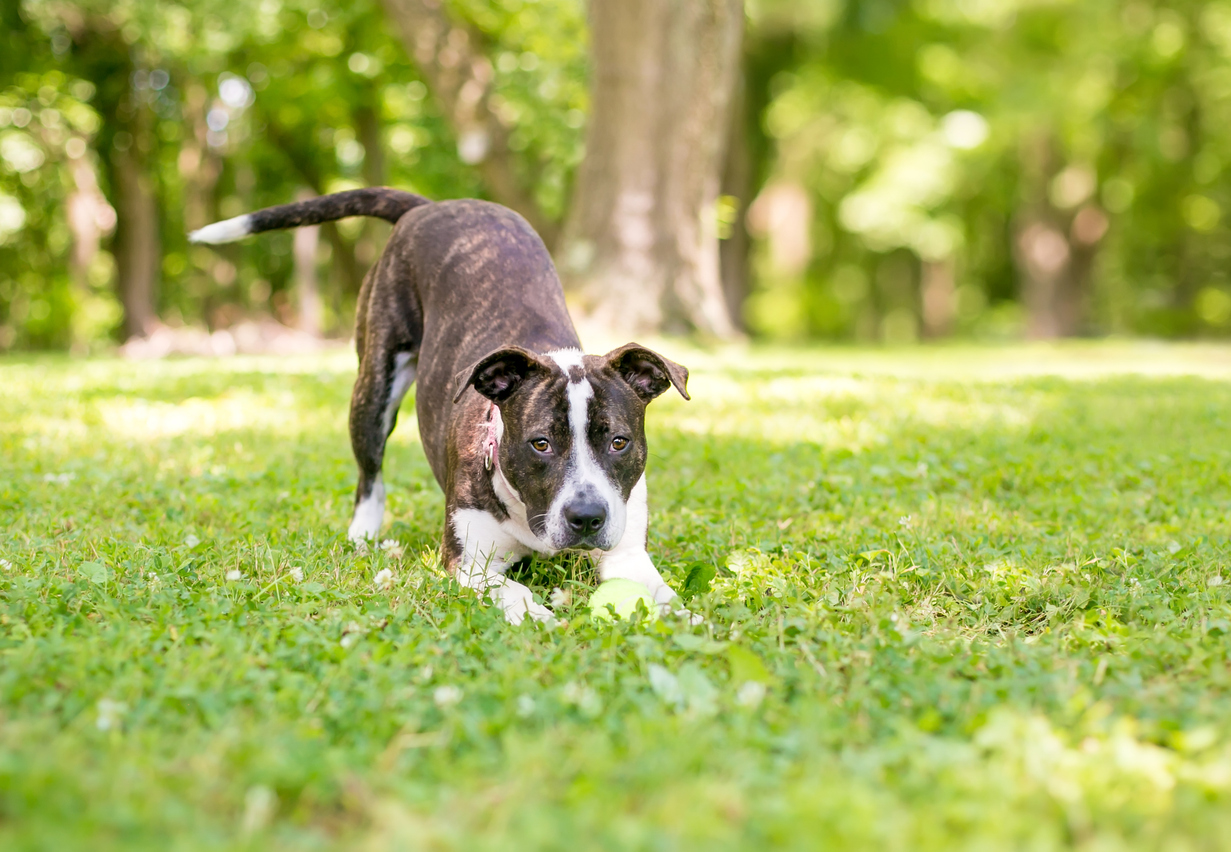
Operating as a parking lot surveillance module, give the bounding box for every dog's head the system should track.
[453,343,689,551]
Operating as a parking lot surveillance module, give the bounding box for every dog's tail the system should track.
[188,187,431,245]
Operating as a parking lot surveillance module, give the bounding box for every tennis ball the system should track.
[589,579,657,621]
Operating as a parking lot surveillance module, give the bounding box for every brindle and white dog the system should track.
[191,189,690,624]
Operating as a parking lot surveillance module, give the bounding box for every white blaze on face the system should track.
[547,348,584,371]
[544,350,626,550]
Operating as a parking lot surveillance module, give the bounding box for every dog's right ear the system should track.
[453,347,549,404]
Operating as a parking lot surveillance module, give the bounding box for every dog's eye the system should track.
[530,438,552,454]
[610,436,630,451]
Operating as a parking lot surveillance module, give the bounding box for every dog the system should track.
[190,188,690,623]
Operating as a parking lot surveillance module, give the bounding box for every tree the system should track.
[380,0,745,337]
[558,0,744,337]
[379,0,566,243]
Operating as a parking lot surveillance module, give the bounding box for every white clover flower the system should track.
[340,621,363,648]
[0,559,12,571]
[379,539,404,558]
[184,534,200,547]
[225,568,242,581]
[241,785,277,836]
[735,681,766,709]
[549,587,570,608]
[147,572,159,584]
[289,567,304,583]
[373,568,395,590]
[561,682,602,716]
[433,685,463,708]
[96,698,127,731]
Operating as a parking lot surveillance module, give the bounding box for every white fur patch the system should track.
[348,474,385,541]
[188,214,253,244]
[544,377,626,549]
[547,348,585,372]
[595,475,668,596]
[597,474,695,620]
[451,507,553,624]
[382,352,416,437]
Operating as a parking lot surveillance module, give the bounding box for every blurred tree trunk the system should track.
[179,82,222,234]
[1014,135,1107,338]
[293,189,323,336]
[64,141,115,347]
[64,14,161,340]
[559,0,743,337]
[354,98,390,268]
[264,120,364,305]
[111,141,160,339]
[920,259,956,338]
[719,68,751,331]
[380,0,555,243]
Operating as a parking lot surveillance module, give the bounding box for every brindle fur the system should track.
[193,188,689,614]
[247,188,430,232]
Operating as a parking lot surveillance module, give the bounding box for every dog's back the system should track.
[381,199,580,464]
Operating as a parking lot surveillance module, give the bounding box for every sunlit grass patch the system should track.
[2,343,1231,850]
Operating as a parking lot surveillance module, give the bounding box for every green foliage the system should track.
[4,344,1231,848]
[747,0,1231,340]
[10,0,1231,348]
[4,0,586,348]
[0,27,114,350]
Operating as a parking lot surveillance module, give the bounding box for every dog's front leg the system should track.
[448,509,553,625]
[595,475,689,615]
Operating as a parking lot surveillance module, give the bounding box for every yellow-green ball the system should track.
[589,579,657,621]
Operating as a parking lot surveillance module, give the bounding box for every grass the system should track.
[3,340,1231,851]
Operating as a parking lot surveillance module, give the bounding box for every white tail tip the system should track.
[188,214,253,244]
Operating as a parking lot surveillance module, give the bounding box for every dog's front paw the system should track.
[502,597,556,627]
[673,606,706,626]
[493,583,556,627]
[656,598,705,626]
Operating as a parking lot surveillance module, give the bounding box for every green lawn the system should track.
[3,342,1231,851]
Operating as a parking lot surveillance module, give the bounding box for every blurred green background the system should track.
[4,0,1231,351]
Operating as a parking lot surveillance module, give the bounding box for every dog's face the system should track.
[455,344,689,551]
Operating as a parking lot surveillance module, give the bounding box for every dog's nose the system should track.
[564,501,607,535]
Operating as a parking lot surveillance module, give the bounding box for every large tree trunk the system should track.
[293,210,323,336]
[354,98,390,268]
[380,0,554,242]
[111,139,160,339]
[1013,135,1107,338]
[719,66,751,331]
[920,258,956,338]
[1014,212,1104,338]
[179,81,222,234]
[559,0,743,337]
[65,15,161,340]
[263,119,365,308]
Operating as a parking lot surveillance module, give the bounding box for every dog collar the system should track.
[483,403,501,472]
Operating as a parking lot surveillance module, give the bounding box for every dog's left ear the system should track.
[603,343,690,403]
[453,346,549,404]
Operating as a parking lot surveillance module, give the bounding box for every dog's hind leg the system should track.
[348,347,417,542]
